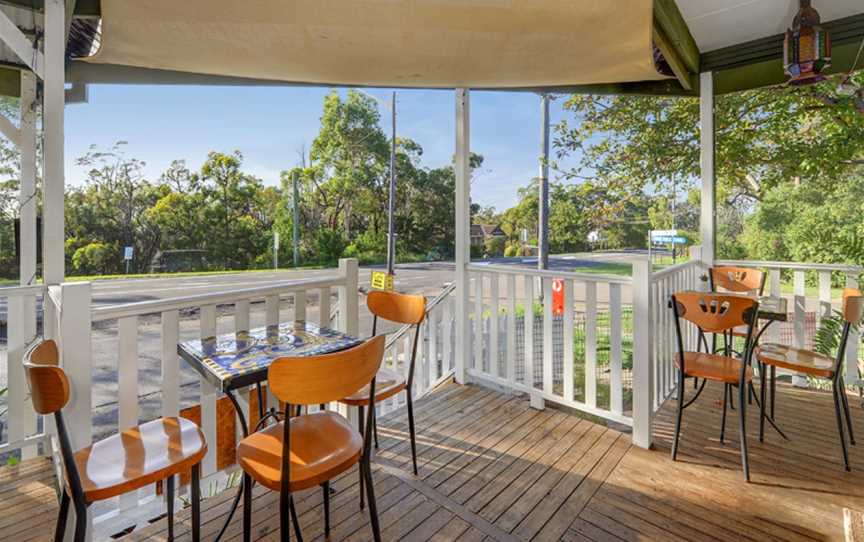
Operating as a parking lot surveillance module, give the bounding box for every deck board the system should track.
[4,379,864,541]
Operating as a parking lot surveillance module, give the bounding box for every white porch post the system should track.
[631,259,653,448]
[19,71,37,286]
[699,71,715,266]
[43,0,66,284]
[454,88,471,384]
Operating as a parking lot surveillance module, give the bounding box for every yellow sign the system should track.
[370,270,395,291]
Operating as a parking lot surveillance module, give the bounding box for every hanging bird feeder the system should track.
[784,0,831,85]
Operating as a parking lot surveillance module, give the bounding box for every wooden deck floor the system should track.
[4,379,864,541]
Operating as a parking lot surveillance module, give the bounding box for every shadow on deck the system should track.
[3,379,864,541]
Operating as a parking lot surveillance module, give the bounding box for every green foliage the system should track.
[503,243,520,257]
[72,242,113,275]
[484,236,505,258]
[314,229,347,265]
[813,310,847,358]
[344,229,387,263]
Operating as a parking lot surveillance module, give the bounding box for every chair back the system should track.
[367,290,426,387]
[671,292,759,334]
[709,266,765,296]
[23,339,69,415]
[268,335,385,406]
[843,288,864,325]
[367,290,426,329]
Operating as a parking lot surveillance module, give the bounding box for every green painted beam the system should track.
[654,0,700,75]
[0,66,20,97]
[653,25,694,91]
[713,39,864,95]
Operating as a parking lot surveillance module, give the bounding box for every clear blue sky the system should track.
[64,86,578,211]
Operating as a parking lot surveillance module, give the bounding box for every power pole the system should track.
[386,91,397,275]
[538,93,550,271]
[292,170,300,267]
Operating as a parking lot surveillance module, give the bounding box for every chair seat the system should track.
[73,417,207,502]
[339,367,406,406]
[675,352,753,384]
[237,412,362,492]
[756,343,835,378]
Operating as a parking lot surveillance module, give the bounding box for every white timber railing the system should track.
[465,262,653,437]
[649,254,703,410]
[0,283,46,458]
[716,258,862,386]
[41,259,360,526]
[376,283,457,417]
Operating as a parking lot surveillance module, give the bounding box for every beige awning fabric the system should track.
[83,0,667,88]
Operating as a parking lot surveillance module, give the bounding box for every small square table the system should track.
[177,320,362,542]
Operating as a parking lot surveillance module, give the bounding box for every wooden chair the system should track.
[23,340,206,542]
[756,288,863,471]
[709,266,766,296]
[237,335,386,542]
[670,292,760,481]
[339,290,426,506]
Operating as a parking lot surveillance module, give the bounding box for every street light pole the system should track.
[538,93,550,271]
[387,91,397,275]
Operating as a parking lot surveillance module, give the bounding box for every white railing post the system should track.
[6,293,38,458]
[54,281,93,539]
[338,258,359,336]
[847,273,860,386]
[632,259,654,448]
[699,71,715,267]
[454,88,471,384]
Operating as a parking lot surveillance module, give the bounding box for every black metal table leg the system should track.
[214,385,264,542]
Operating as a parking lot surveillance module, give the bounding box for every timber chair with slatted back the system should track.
[670,292,760,481]
[339,290,426,506]
[237,335,386,542]
[709,266,766,349]
[23,339,206,542]
[756,288,864,471]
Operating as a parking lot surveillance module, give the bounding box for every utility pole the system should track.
[538,93,550,271]
[292,170,300,267]
[387,91,397,275]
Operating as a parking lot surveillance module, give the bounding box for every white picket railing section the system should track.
[465,262,652,429]
[376,283,457,417]
[716,258,862,386]
[649,257,703,410]
[0,283,45,458]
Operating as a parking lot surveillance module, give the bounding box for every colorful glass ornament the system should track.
[784,0,831,85]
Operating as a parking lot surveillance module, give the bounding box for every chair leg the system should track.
[322,482,331,539]
[55,488,70,542]
[279,491,290,542]
[407,391,418,476]
[720,384,729,444]
[72,502,88,542]
[671,371,685,461]
[841,385,856,446]
[242,472,253,542]
[166,474,175,541]
[362,459,382,542]
[290,496,304,542]
[738,382,750,482]
[833,383,851,471]
[358,405,365,510]
[759,366,767,443]
[372,411,379,449]
[191,463,201,542]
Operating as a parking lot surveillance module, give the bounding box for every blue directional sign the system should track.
[652,235,687,244]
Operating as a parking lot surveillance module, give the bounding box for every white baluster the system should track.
[584,281,597,409]
[118,315,139,510]
[161,310,180,418]
[199,305,218,476]
[490,273,500,378]
[563,279,575,402]
[319,287,331,328]
[474,274,484,372]
[265,294,280,326]
[542,277,553,396]
[610,284,623,415]
[506,275,517,384]
[295,290,307,322]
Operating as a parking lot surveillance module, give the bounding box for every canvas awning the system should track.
[80,0,667,89]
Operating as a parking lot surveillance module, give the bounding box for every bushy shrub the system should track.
[314,229,347,265]
[72,242,113,275]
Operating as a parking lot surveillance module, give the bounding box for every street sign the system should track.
[552,278,565,316]
[652,236,687,244]
[371,270,395,291]
[650,229,678,240]
[273,231,280,250]
[124,246,134,260]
